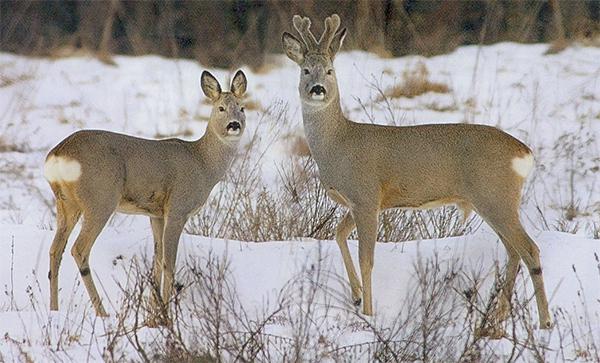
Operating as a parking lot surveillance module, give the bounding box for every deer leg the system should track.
[49,198,81,311]
[353,207,379,316]
[160,216,186,309]
[71,210,113,317]
[481,222,521,324]
[493,246,520,323]
[510,226,552,329]
[336,211,361,305]
[482,208,552,330]
[149,217,165,301]
[457,201,473,225]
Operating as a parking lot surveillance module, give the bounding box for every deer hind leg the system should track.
[480,225,521,328]
[49,195,81,311]
[512,226,552,328]
[353,207,379,316]
[71,207,114,317]
[493,244,520,323]
[336,211,361,305]
[481,207,552,330]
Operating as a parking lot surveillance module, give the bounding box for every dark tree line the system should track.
[1,0,598,68]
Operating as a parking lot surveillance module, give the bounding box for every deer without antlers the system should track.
[282,14,552,332]
[45,70,247,320]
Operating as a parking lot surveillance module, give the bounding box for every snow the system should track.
[0,42,599,361]
[1,226,599,361]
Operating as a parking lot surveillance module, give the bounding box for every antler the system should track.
[319,14,341,52]
[292,15,319,51]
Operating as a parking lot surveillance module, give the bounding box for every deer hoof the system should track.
[541,318,554,330]
[475,325,505,340]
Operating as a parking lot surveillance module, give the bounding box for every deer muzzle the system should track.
[309,84,326,101]
[226,121,242,136]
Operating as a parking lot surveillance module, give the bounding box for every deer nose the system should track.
[226,121,241,131]
[310,84,326,95]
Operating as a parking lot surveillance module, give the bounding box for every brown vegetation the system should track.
[382,62,450,100]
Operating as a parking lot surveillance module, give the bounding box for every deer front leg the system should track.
[336,211,361,305]
[353,207,379,316]
[149,217,165,302]
[146,216,166,326]
[160,215,186,310]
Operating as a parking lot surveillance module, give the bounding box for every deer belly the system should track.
[117,195,164,217]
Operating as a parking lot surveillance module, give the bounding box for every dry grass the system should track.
[285,134,311,157]
[0,136,29,153]
[0,73,33,88]
[243,98,262,112]
[153,128,194,139]
[544,39,571,55]
[250,55,285,75]
[8,247,597,361]
[382,62,450,100]
[424,100,459,113]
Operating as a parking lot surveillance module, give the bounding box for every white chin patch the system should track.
[226,129,241,137]
[311,94,325,101]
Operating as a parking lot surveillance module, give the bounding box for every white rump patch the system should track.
[44,156,82,182]
[511,154,534,178]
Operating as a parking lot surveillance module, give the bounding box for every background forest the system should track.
[2,0,599,68]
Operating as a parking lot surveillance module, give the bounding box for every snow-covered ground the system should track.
[0,43,599,361]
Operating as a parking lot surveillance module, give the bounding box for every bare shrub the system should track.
[111,252,291,362]
[186,147,480,243]
[533,120,598,237]
[4,243,599,361]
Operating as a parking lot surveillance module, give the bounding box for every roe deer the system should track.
[45,70,247,318]
[282,14,552,332]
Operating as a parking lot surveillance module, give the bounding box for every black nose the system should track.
[310,85,326,95]
[227,121,241,131]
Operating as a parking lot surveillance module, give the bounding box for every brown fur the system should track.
[46,71,247,320]
[282,14,552,333]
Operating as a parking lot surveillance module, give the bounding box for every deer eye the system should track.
[303,69,310,75]
[240,106,245,112]
[218,106,225,112]
[327,69,333,75]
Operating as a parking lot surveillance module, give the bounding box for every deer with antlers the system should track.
[281,14,552,333]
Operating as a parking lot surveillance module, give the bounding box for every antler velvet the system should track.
[319,14,341,52]
[292,15,318,51]
[292,14,341,55]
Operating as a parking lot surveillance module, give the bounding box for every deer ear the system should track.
[230,70,247,97]
[329,28,347,58]
[201,71,222,101]
[282,32,305,64]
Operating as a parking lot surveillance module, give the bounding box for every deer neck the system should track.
[301,93,347,153]
[194,125,238,182]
